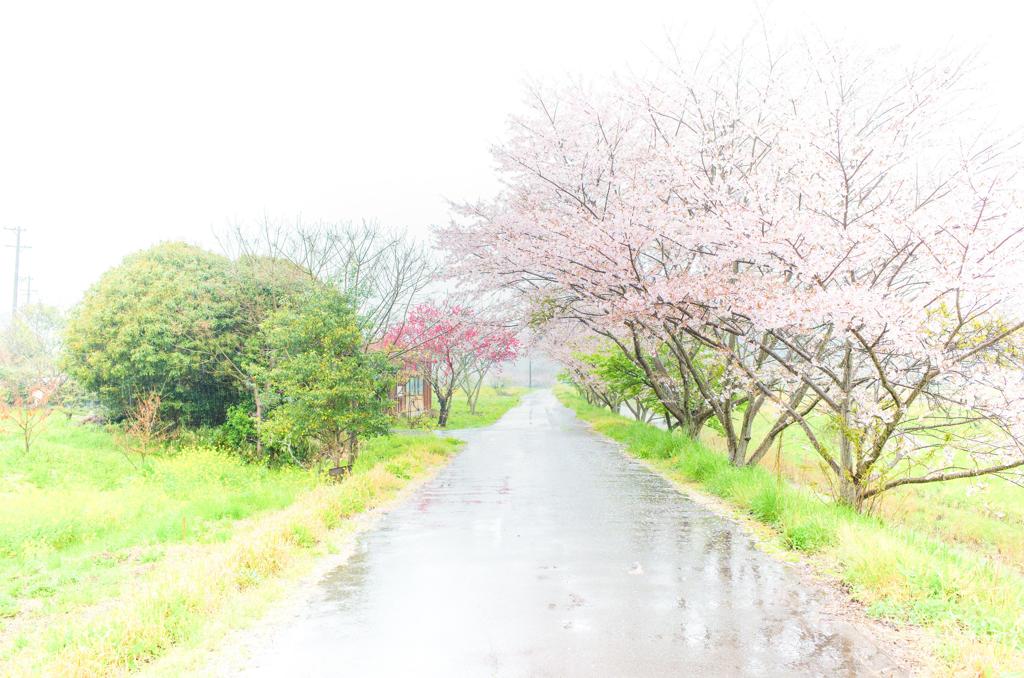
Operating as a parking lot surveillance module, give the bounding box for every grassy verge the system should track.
[0,419,313,624]
[718,409,1024,576]
[0,420,460,676]
[440,386,527,429]
[557,387,1024,676]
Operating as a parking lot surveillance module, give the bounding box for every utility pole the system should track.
[4,226,28,319]
[23,275,32,306]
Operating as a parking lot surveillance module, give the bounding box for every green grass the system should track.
[0,418,315,624]
[725,404,1024,575]
[0,417,461,675]
[441,386,527,429]
[558,388,1024,675]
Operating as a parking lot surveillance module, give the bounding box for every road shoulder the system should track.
[601,426,934,677]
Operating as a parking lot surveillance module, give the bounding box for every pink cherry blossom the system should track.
[384,302,519,427]
[438,40,1024,508]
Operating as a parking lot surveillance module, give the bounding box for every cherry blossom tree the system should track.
[385,302,519,427]
[440,39,1024,509]
[442,60,803,460]
[459,325,521,416]
[721,52,1024,508]
[537,323,625,413]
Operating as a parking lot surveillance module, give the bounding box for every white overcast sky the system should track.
[0,0,1021,315]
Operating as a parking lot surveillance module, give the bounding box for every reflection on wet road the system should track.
[241,390,886,677]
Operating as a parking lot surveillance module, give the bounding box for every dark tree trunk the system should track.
[467,374,485,415]
[436,383,455,427]
[253,385,263,458]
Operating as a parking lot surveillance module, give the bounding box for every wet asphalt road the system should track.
[240,389,889,677]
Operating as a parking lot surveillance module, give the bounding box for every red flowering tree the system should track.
[458,321,520,417]
[385,303,519,427]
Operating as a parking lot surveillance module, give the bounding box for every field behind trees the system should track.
[737,408,1024,574]
[441,386,527,430]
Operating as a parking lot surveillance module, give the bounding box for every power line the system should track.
[4,226,30,318]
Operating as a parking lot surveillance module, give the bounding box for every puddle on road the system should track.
[240,390,891,677]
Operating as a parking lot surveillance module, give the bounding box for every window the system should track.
[405,376,423,396]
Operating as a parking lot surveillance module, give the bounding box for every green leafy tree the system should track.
[63,242,243,425]
[576,343,718,436]
[581,349,658,421]
[260,289,394,468]
[198,255,315,457]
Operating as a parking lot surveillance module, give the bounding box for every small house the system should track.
[392,364,432,418]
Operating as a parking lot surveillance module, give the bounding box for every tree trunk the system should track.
[665,330,739,456]
[437,397,450,427]
[253,384,263,459]
[347,432,359,466]
[729,394,766,466]
[684,410,712,439]
[436,383,455,427]
[838,344,858,507]
[839,476,866,511]
[467,373,485,415]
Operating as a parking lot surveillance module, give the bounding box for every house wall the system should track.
[392,367,432,417]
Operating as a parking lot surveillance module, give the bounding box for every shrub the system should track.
[63,243,243,425]
[260,290,394,467]
[218,404,258,453]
